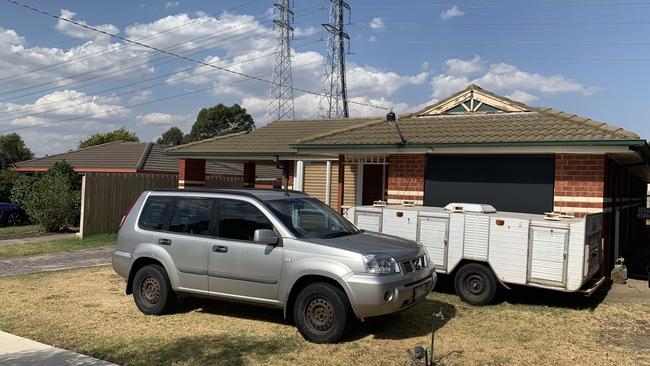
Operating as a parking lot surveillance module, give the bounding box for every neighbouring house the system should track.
[13,141,282,236]
[164,84,650,273]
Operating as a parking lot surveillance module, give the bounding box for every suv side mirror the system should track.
[254,229,278,245]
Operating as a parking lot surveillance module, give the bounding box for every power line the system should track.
[352,19,650,27]
[5,0,390,113]
[355,39,650,46]
[0,38,322,123]
[0,0,265,84]
[0,5,323,98]
[353,0,650,9]
[0,59,323,133]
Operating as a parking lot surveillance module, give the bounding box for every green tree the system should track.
[25,173,80,232]
[0,170,19,202]
[0,133,33,169]
[10,173,39,208]
[49,160,82,191]
[157,126,185,146]
[185,103,254,142]
[79,127,139,149]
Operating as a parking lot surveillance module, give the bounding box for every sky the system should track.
[1,0,650,156]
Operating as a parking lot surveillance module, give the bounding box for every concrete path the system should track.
[0,247,113,277]
[0,331,117,365]
[0,233,76,247]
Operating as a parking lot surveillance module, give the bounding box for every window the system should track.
[169,198,213,236]
[138,196,173,231]
[218,199,273,241]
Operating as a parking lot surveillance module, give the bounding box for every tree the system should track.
[157,126,185,146]
[0,170,19,202]
[0,133,33,169]
[79,127,139,149]
[14,161,80,232]
[185,103,254,142]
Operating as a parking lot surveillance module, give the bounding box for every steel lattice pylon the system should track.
[320,0,350,119]
[267,0,295,122]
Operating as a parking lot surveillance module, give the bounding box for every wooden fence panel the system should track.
[80,173,243,237]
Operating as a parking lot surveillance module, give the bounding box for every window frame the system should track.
[214,197,277,244]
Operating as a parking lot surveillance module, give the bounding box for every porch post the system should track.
[243,161,256,188]
[178,158,206,189]
[337,154,345,213]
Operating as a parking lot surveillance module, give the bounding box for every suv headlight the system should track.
[363,254,401,274]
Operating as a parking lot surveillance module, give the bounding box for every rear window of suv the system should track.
[138,196,173,230]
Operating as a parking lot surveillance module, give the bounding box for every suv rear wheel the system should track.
[133,264,176,315]
[293,282,351,343]
[454,263,498,306]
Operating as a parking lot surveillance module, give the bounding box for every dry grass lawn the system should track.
[0,267,648,366]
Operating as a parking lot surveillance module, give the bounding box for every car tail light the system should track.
[119,192,142,229]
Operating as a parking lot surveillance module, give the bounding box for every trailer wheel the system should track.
[454,263,497,306]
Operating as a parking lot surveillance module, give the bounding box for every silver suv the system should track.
[112,189,436,343]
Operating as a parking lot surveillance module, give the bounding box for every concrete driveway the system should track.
[0,247,113,277]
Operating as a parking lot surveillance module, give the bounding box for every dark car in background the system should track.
[0,203,27,227]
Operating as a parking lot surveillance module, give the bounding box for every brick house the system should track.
[165,85,650,271]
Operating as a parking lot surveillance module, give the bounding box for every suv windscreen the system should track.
[264,197,359,239]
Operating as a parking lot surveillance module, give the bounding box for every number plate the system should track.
[413,282,429,300]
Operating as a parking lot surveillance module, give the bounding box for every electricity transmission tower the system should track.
[267,0,295,121]
[320,0,351,118]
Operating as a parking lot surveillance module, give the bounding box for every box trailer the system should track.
[345,203,606,305]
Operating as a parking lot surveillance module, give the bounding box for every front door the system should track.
[362,164,385,205]
[208,197,283,301]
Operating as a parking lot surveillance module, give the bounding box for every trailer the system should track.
[345,203,606,305]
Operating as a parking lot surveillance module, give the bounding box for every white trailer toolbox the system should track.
[346,203,604,305]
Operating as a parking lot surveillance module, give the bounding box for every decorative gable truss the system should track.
[416,84,530,116]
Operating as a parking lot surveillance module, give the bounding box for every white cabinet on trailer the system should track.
[345,203,606,305]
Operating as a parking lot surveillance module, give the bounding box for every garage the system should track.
[424,155,555,214]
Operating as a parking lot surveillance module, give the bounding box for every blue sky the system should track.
[1,0,649,155]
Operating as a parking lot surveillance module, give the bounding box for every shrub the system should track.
[25,174,80,232]
[10,173,39,207]
[0,169,19,202]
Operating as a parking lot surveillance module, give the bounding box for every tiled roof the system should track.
[164,118,378,155]
[14,141,282,178]
[296,110,639,146]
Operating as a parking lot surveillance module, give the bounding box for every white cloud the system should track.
[421,61,430,71]
[441,5,465,20]
[506,90,539,104]
[137,112,190,126]
[165,2,180,10]
[430,55,598,102]
[445,55,484,77]
[129,90,153,104]
[369,17,385,31]
[55,9,119,42]
[1,89,129,126]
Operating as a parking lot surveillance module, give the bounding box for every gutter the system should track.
[291,139,648,149]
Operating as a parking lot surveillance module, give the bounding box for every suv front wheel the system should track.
[133,264,176,315]
[293,282,351,343]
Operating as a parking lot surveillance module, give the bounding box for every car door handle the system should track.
[212,245,228,253]
[158,238,172,246]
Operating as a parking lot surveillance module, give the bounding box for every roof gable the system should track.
[416,84,530,116]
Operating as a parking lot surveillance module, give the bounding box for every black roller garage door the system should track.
[424,155,555,214]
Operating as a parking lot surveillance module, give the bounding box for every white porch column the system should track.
[294,160,305,191]
[325,160,332,205]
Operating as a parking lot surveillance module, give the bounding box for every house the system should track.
[165,84,649,272]
[14,141,282,236]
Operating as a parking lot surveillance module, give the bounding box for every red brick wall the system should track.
[178,158,206,188]
[386,154,425,204]
[553,154,607,217]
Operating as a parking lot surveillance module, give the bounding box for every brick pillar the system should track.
[553,154,607,218]
[178,158,205,189]
[243,161,256,188]
[337,155,345,213]
[386,154,426,205]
